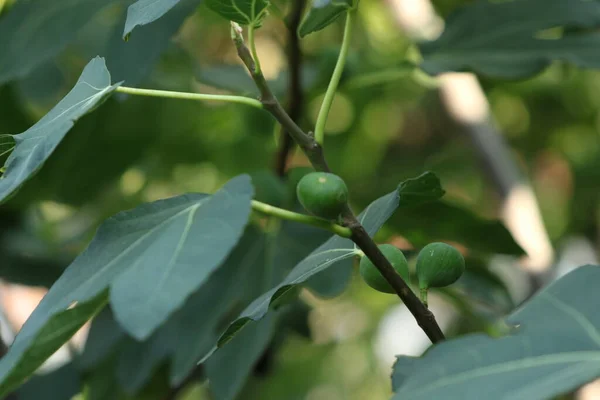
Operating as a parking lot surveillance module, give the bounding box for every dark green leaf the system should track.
[205,0,270,26]
[0,0,111,84]
[106,175,253,339]
[391,201,525,255]
[392,265,600,400]
[420,0,600,78]
[205,315,277,400]
[123,0,200,38]
[0,57,121,204]
[0,291,108,397]
[397,171,445,207]
[17,363,81,400]
[79,308,125,370]
[110,0,202,85]
[298,0,353,38]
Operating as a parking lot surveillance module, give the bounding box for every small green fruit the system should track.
[359,244,409,294]
[416,242,465,290]
[296,172,348,219]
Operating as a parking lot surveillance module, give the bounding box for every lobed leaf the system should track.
[0,57,121,204]
[392,265,600,400]
[420,0,600,78]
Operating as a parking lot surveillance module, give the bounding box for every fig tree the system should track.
[296,172,348,219]
[359,244,409,294]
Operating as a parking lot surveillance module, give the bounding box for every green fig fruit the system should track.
[416,242,465,290]
[296,172,348,219]
[359,244,409,294]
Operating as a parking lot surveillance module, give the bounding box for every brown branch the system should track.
[231,23,445,343]
[274,0,306,177]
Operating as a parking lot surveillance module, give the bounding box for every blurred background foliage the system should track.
[0,0,599,399]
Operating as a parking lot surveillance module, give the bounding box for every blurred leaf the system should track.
[16,363,81,400]
[298,0,353,38]
[392,265,600,400]
[109,0,202,85]
[420,0,600,78]
[0,291,108,397]
[397,171,445,207]
[123,0,199,38]
[79,308,125,370]
[0,0,111,84]
[392,201,525,256]
[205,0,270,26]
[205,315,277,400]
[0,57,121,204]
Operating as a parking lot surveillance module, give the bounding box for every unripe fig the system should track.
[296,172,348,219]
[359,244,409,294]
[416,242,465,290]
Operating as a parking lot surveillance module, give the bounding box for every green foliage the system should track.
[0,291,107,397]
[298,0,354,38]
[2,0,600,398]
[420,0,600,78]
[205,0,270,26]
[0,57,121,204]
[0,0,110,84]
[393,265,600,400]
[359,244,409,294]
[391,201,525,256]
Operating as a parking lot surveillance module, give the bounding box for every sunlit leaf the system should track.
[0,57,121,204]
[392,265,600,400]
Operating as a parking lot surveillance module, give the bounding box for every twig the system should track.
[274,0,306,177]
[231,21,445,343]
[231,23,331,173]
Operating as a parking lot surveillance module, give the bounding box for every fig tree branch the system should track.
[231,19,445,343]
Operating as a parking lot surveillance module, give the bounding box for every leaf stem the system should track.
[248,24,262,75]
[314,9,355,145]
[251,200,352,238]
[115,86,263,109]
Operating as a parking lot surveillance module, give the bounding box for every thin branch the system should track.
[274,0,306,177]
[231,20,445,343]
[231,23,330,173]
[252,200,352,238]
[115,86,264,109]
[248,24,263,74]
[314,9,355,145]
